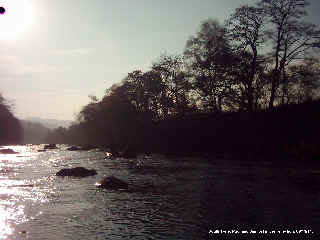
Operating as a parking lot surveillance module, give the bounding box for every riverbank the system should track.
[146,100,320,165]
[45,100,320,167]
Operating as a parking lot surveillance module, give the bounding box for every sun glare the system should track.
[0,0,33,40]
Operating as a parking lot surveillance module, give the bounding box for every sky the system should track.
[0,0,319,121]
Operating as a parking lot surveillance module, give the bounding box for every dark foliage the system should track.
[150,100,320,160]
[0,94,22,145]
[21,120,50,144]
[46,0,320,163]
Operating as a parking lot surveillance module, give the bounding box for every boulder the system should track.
[66,145,98,151]
[105,152,114,158]
[96,176,128,190]
[44,144,57,150]
[56,167,97,177]
[67,146,80,151]
[0,148,19,154]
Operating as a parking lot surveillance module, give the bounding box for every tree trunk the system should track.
[248,48,257,112]
[247,84,254,112]
[269,77,277,109]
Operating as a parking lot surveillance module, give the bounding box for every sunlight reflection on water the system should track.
[0,144,319,239]
[0,205,16,239]
[0,188,28,239]
[0,145,47,239]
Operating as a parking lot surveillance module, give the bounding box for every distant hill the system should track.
[24,117,73,129]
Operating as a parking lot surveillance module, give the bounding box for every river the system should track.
[0,144,318,239]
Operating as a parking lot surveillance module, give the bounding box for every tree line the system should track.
[47,0,320,158]
[0,93,22,145]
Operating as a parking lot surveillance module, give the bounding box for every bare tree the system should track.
[258,0,320,108]
[228,5,267,111]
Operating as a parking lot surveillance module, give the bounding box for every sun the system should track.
[0,0,33,40]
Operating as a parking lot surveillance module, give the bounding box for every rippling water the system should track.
[0,145,319,239]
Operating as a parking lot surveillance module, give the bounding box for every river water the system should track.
[0,144,318,239]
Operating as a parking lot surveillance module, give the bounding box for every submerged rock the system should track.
[0,148,19,154]
[80,145,98,151]
[67,146,80,151]
[56,167,97,177]
[44,144,57,150]
[96,176,128,190]
[66,145,98,151]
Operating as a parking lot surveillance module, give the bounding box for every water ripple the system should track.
[0,145,319,239]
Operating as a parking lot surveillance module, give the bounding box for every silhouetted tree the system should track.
[285,58,320,103]
[0,93,22,144]
[46,127,68,144]
[258,0,320,108]
[124,70,170,120]
[227,51,269,111]
[228,5,267,111]
[76,84,142,151]
[152,54,192,116]
[184,19,234,112]
[43,0,320,161]
[21,120,50,144]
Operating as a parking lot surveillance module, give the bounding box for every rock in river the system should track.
[0,148,19,154]
[96,176,128,190]
[56,167,97,177]
[67,146,80,151]
[44,144,57,150]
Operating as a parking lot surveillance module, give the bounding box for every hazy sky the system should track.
[1,0,319,120]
